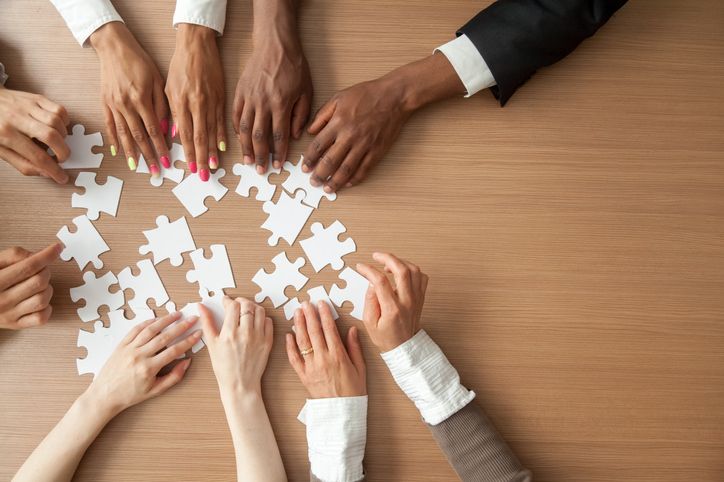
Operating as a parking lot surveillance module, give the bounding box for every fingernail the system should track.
[161,118,169,135]
[199,168,210,182]
[256,165,264,175]
[128,157,137,171]
[345,182,353,188]
[182,359,191,370]
[324,185,333,193]
[110,144,117,157]
[302,164,310,173]
[160,156,170,168]
[150,165,160,178]
[171,124,178,138]
[189,161,197,173]
[218,141,226,152]
[310,177,321,187]
[244,155,253,165]
[273,160,281,169]
[209,156,218,169]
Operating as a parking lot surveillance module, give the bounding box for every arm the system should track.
[48,0,123,47]
[13,312,201,481]
[200,297,286,482]
[285,301,368,482]
[357,253,531,482]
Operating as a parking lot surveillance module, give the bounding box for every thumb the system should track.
[307,99,336,135]
[346,326,366,374]
[198,303,218,342]
[362,283,380,332]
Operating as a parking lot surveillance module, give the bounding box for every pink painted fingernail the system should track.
[199,168,210,182]
[189,161,197,173]
[161,118,169,135]
[209,156,218,169]
[244,155,253,165]
[171,124,178,138]
[150,165,160,178]
[160,156,170,168]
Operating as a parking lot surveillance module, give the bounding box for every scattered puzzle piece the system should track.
[282,156,337,208]
[252,252,309,308]
[118,259,169,314]
[137,143,186,187]
[57,215,110,270]
[71,172,123,220]
[139,215,196,266]
[172,168,228,217]
[329,267,370,321]
[69,271,124,322]
[232,163,280,201]
[283,285,339,320]
[57,124,104,169]
[261,191,314,246]
[186,244,235,297]
[167,289,226,353]
[299,220,356,272]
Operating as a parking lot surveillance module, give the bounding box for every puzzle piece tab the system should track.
[329,267,370,321]
[139,215,196,266]
[252,252,309,308]
[283,285,339,320]
[300,220,356,272]
[57,215,110,270]
[118,259,169,314]
[261,191,314,246]
[282,156,337,208]
[71,172,123,220]
[69,271,124,322]
[186,244,236,297]
[137,143,186,187]
[172,168,228,217]
[58,124,104,169]
[232,163,280,201]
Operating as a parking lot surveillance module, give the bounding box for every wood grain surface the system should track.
[1,1,723,480]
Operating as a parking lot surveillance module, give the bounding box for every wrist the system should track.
[89,21,129,53]
[220,383,263,407]
[176,23,217,48]
[77,386,121,423]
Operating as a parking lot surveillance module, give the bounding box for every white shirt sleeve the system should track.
[435,34,497,98]
[297,396,367,482]
[173,0,228,35]
[0,63,7,86]
[381,330,475,425]
[48,0,123,47]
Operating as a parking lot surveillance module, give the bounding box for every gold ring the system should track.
[300,347,314,356]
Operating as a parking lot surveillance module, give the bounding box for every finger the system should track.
[325,146,364,193]
[238,298,257,335]
[311,141,350,188]
[221,296,240,335]
[345,326,366,375]
[0,246,30,270]
[293,307,313,354]
[152,330,202,367]
[144,317,197,355]
[133,312,183,347]
[356,263,398,314]
[15,305,52,329]
[0,243,61,292]
[198,302,219,342]
[34,96,69,127]
[254,303,266,333]
[177,104,197,173]
[191,107,209,179]
[148,358,191,398]
[252,109,271,174]
[317,301,343,354]
[0,146,41,178]
[216,102,227,159]
[231,86,244,136]
[103,105,119,158]
[113,109,138,171]
[291,93,311,139]
[138,102,170,174]
[347,152,376,187]
[302,301,327,353]
[307,99,336,135]
[239,105,255,166]
[205,109,218,175]
[4,267,50,302]
[264,316,273,346]
[372,252,414,306]
[121,316,157,345]
[28,110,69,158]
[286,333,305,377]
[362,283,381,329]
[124,108,158,177]
[6,133,68,184]
[271,107,292,170]
[13,285,53,318]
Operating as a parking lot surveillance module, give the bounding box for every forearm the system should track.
[251,0,300,45]
[13,389,116,482]
[221,389,286,482]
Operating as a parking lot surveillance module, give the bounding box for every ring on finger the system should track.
[300,346,314,357]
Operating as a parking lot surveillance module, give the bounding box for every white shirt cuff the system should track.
[173,0,227,35]
[49,0,124,47]
[297,396,367,482]
[381,330,475,425]
[0,63,7,86]
[434,34,497,98]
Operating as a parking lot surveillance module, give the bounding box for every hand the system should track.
[90,22,170,177]
[85,312,201,415]
[0,243,61,330]
[200,297,273,397]
[356,252,429,352]
[233,24,312,173]
[286,301,366,398]
[0,86,69,183]
[166,24,226,182]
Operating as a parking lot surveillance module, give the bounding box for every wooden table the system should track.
[1,1,723,480]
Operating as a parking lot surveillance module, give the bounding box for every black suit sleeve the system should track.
[458,0,628,105]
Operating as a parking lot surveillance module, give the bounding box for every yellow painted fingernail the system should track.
[128,157,137,171]
[110,144,117,157]
[218,141,226,152]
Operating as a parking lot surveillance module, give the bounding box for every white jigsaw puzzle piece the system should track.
[252,252,309,308]
[57,215,110,270]
[329,267,370,321]
[261,191,314,246]
[77,308,155,377]
[69,271,124,322]
[299,220,356,272]
[118,259,169,314]
[186,244,236,297]
[282,156,337,208]
[167,290,226,353]
[139,215,196,267]
[137,143,186,187]
[57,124,104,169]
[283,285,339,320]
[172,168,228,217]
[232,163,280,201]
[71,172,123,220]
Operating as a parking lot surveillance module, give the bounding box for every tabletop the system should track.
[1,1,723,481]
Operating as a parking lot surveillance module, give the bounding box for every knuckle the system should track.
[239,120,250,133]
[9,246,28,259]
[145,124,161,137]
[193,132,207,144]
[253,129,265,141]
[272,131,284,143]
[19,165,36,176]
[339,163,353,176]
[320,155,335,168]
[131,129,147,143]
[312,140,323,153]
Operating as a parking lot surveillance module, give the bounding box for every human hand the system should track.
[166,24,226,182]
[90,22,169,177]
[85,312,201,416]
[0,243,61,330]
[286,301,366,398]
[201,297,273,398]
[0,86,69,183]
[356,252,429,352]
[233,22,312,173]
